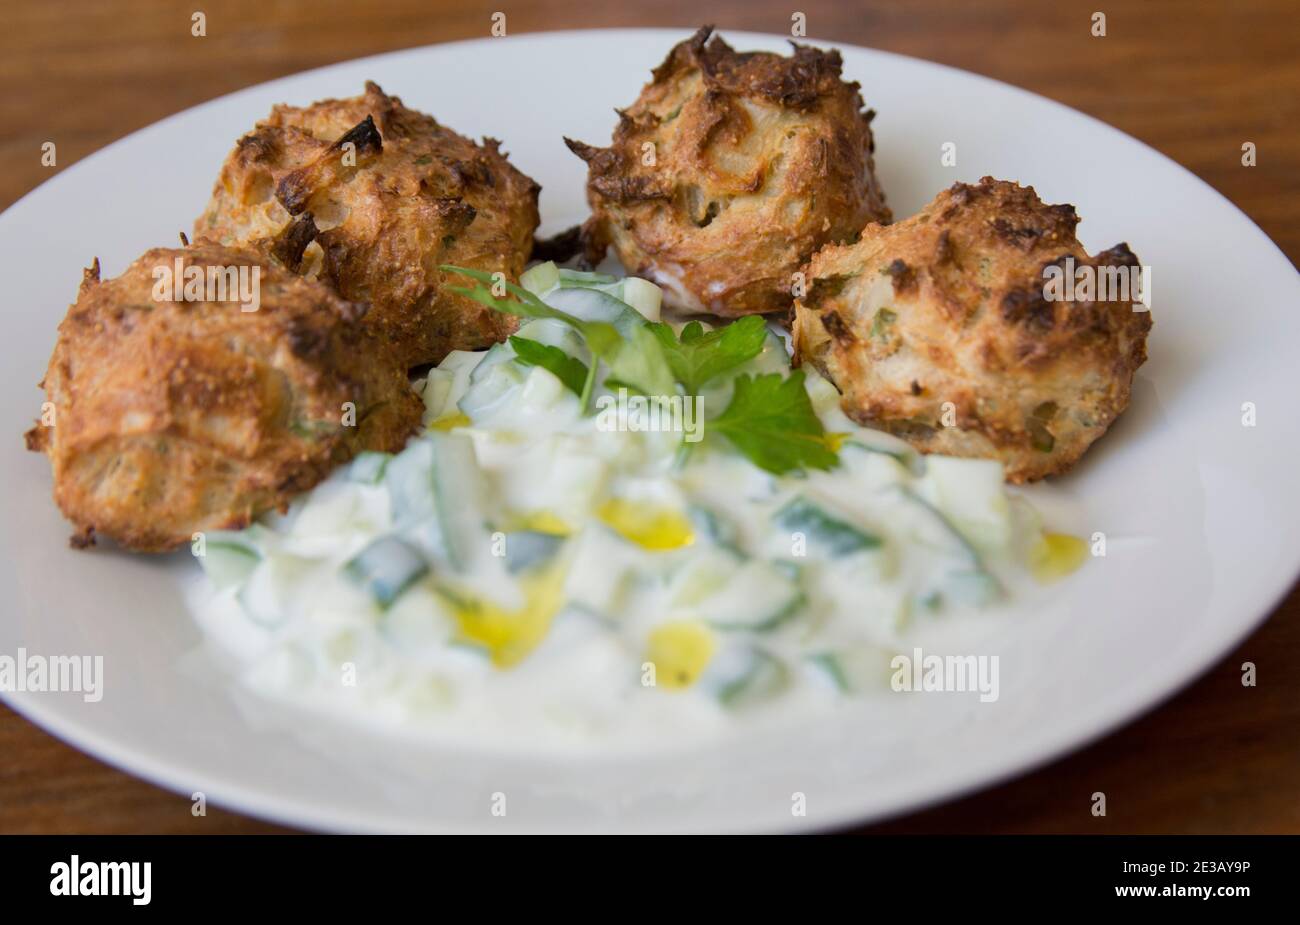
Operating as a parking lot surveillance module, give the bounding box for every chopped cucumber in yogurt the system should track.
[187,267,1079,747]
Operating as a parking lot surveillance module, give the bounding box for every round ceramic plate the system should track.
[2,29,1297,833]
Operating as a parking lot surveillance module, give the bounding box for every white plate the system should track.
[2,29,1297,833]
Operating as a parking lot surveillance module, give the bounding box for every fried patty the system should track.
[793,177,1152,482]
[196,81,540,368]
[567,26,891,316]
[25,243,422,552]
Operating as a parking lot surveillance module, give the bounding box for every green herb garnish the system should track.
[647,316,767,395]
[442,265,840,476]
[508,335,590,397]
[603,324,676,397]
[443,265,670,407]
[710,371,838,475]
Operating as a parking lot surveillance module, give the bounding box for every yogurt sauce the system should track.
[187,310,1084,753]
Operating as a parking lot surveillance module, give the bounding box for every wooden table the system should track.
[2,0,1296,834]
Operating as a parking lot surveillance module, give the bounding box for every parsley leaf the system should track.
[647,315,768,395]
[508,336,589,397]
[443,265,608,339]
[709,371,839,475]
[443,265,674,405]
[603,324,677,398]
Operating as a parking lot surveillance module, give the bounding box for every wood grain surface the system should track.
[1,0,1296,834]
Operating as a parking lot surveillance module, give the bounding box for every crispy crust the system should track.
[25,243,422,552]
[195,81,541,368]
[566,26,891,316]
[793,177,1152,482]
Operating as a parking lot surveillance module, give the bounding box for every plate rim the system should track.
[3,26,1296,834]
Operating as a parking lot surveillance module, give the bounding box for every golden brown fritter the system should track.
[25,243,422,552]
[566,26,891,317]
[196,81,541,369]
[793,177,1151,482]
